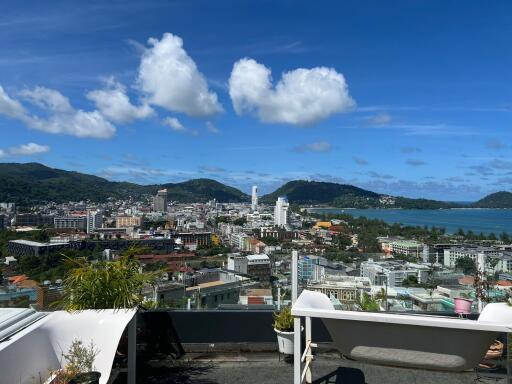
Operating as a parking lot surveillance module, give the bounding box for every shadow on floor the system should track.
[313,366,366,384]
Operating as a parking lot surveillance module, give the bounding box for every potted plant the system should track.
[50,339,100,384]
[273,306,294,355]
[454,292,473,315]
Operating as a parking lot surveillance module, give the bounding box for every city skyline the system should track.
[1,1,512,200]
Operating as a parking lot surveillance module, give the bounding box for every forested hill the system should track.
[261,180,457,209]
[473,191,512,208]
[0,163,248,204]
[0,163,510,208]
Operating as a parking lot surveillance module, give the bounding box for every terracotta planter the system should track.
[274,328,294,355]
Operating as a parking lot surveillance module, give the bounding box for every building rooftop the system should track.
[113,351,503,384]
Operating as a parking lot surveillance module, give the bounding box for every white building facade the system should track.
[274,196,289,227]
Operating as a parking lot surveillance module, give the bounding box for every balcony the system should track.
[0,307,508,384]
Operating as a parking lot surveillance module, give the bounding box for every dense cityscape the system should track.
[2,184,511,314]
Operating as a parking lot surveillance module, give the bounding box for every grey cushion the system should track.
[350,346,467,370]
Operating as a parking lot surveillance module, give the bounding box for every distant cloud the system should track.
[294,141,332,153]
[406,159,426,166]
[352,156,368,166]
[162,116,198,136]
[229,58,355,125]
[486,139,506,149]
[400,146,422,153]
[368,170,393,179]
[206,121,220,134]
[469,164,494,176]
[137,33,222,117]
[489,158,512,170]
[366,112,391,126]
[0,85,115,139]
[199,165,226,173]
[87,77,154,123]
[0,142,50,158]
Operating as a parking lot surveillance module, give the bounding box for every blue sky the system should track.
[1,0,512,200]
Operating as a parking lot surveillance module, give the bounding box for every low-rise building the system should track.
[246,254,271,282]
[8,239,70,258]
[390,240,424,258]
[307,276,371,304]
[54,216,87,231]
[116,215,144,228]
[361,259,428,287]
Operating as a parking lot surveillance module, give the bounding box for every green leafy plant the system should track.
[60,251,162,310]
[273,306,294,332]
[360,292,380,311]
[51,339,99,384]
[63,339,99,374]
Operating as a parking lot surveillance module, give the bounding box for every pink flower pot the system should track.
[454,297,472,314]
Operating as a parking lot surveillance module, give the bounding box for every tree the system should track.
[60,254,161,310]
[402,275,419,287]
[233,217,247,226]
[455,256,477,275]
[500,232,511,243]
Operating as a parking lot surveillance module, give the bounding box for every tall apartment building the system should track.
[116,215,144,228]
[54,216,87,231]
[86,210,103,234]
[274,196,289,227]
[153,189,168,212]
[251,185,258,212]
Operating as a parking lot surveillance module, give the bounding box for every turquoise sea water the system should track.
[307,208,512,235]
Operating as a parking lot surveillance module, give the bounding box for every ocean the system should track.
[307,208,512,235]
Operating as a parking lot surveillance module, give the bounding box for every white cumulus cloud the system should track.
[0,142,50,158]
[8,142,50,156]
[0,86,115,139]
[87,78,154,123]
[20,86,72,112]
[229,58,355,125]
[137,33,222,117]
[163,117,185,131]
[0,86,27,119]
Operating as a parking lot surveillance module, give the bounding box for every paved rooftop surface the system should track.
[114,352,506,384]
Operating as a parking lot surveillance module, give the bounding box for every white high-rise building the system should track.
[274,196,289,227]
[251,185,258,212]
[86,209,103,234]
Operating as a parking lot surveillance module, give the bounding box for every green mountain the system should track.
[473,191,512,208]
[0,163,248,205]
[261,180,380,206]
[261,180,456,209]
[161,179,249,203]
[1,163,510,208]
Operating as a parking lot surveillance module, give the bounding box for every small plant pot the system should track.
[68,372,101,384]
[454,297,473,315]
[275,328,294,355]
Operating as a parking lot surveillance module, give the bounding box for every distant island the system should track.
[0,162,510,209]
